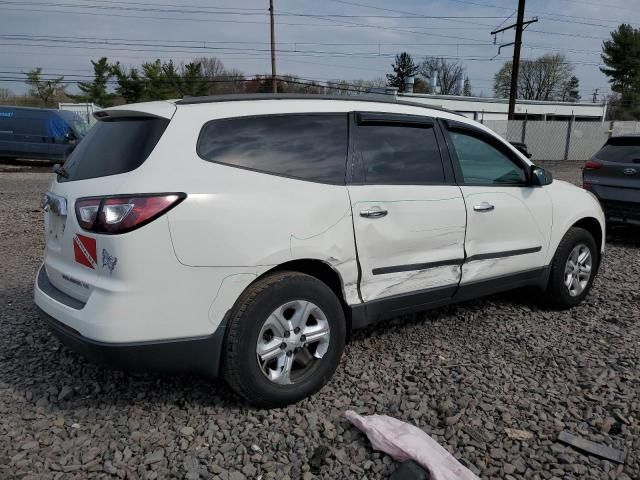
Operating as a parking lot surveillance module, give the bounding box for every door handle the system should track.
[473,202,495,212]
[360,208,388,218]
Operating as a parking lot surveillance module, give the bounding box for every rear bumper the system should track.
[599,199,640,225]
[38,306,227,377]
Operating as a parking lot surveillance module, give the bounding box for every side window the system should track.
[197,114,348,184]
[449,130,527,185]
[354,124,445,184]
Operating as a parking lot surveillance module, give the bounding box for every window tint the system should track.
[449,130,526,185]
[355,124,444,184]
[198,114,348,184]
[61,117,169,182]
[596,139,640,164]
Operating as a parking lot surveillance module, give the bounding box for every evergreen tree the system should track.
[76,57,114,107]
[141,60,175,100]
[562,76,581,102]
[463,77,472,96]
[111,63,144,104]
[601,24,640,118]
[386,52,418,92]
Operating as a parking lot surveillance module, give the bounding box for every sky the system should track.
[0,0,638,102]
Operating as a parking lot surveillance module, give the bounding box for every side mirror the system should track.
[530,166,553,186]
[64,131,77,142]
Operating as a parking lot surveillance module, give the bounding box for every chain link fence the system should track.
[483,120,640,161]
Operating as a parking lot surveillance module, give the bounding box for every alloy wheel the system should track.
[256,300,331,385]
[564,243,592,297]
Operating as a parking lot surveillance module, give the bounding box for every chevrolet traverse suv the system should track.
[35,95,605,407]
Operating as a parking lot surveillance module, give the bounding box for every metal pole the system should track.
[269,0,277,94]
[564,113,575,161]
[508,0,526,120]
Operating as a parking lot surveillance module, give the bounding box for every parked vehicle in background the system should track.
[0,106,90,164]
[583,135,640,226]
[34,95,605,407]
[509,141,532,159]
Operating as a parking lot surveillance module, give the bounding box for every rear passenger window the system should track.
[197,114,348,184]
[354,124,444,184]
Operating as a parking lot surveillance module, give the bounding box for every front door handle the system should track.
[473,202,495,212]
[360,207,388,218]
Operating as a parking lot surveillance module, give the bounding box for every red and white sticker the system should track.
[73,234,97,269]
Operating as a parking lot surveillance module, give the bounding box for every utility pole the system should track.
[508,0,526,120]
[269,0,277,94]
[491,1,537,120]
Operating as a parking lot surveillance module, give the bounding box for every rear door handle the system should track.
[473,202,495,212]
[360,207,388,218]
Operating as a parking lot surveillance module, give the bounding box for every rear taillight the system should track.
[75,193,185,234]
[583,160,602,170]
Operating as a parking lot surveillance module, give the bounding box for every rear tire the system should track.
[543,227,598,309]
[222,271,346,408]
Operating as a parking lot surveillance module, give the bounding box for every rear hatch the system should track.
[585,136,640,203]
[42,104,174,302]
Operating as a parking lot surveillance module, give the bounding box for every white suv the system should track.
[35,95,605,407]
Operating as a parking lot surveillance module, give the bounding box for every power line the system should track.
[0,33,610,57]
[0,1,505,19]
[0,6,494,43]
[1,0,630,29]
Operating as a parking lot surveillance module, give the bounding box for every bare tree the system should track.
[0,87,13,102]
[194,57,226,80]
[217,68,246,94]
[326,77,387,96]
[419,57,465,95]
[494,54,576,101]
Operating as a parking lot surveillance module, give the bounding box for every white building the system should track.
[58,102,102,125]
[397,93,607,122]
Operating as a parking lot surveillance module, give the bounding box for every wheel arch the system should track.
[571,216,604,255]
[258,259,354,335]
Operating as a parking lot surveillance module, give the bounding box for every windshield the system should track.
[56,111,91,137]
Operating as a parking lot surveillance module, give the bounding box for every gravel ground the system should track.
[0,162,638,480]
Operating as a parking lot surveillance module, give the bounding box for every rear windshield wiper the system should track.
[53,164,69,179]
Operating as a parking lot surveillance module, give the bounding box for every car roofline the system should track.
[174,93,463,117]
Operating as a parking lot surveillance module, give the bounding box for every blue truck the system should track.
[0,106,90,164]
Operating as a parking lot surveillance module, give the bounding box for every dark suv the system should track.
[583,135,640,226]
[0,106,89,164]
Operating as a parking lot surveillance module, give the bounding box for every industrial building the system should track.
[396,92,607,122]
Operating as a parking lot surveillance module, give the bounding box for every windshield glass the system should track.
[56,111,91,137]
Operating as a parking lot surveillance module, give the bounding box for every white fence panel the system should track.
[482,119,640,161]
[567,122,609,161]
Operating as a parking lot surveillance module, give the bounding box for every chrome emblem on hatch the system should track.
[623,168,637,175]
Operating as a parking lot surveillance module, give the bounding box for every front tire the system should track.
[543,227,599,309]
[222,271,346,408]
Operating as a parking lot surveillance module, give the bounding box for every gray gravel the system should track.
[0,162,638,480]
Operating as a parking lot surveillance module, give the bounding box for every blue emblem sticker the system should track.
[102,249,118,274]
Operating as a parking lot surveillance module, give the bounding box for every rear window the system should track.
[60,117,169,182]
[197,114,348,184]
[596,137,640,164]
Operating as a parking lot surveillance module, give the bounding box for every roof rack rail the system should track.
[175,93,462,116]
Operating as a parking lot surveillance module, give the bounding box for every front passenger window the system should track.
[449,130,526,185]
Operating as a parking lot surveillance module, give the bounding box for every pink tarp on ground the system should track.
[345,410,481,480]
